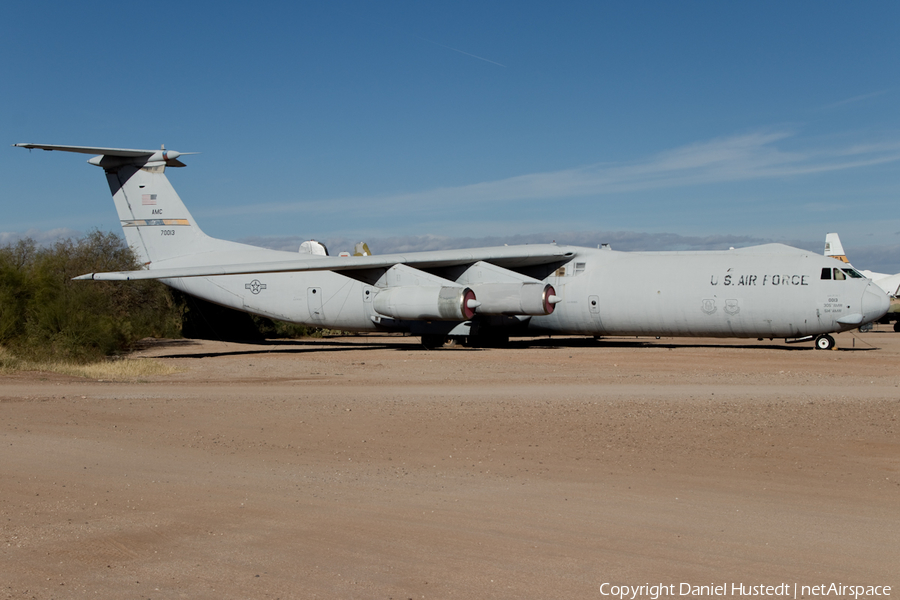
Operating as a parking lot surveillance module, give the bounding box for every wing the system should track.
[75,244,578,281]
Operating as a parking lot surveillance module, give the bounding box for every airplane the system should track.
[14,143,890,351]
[824,232,900,331]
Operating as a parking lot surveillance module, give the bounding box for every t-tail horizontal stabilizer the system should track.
[13,143,195,168]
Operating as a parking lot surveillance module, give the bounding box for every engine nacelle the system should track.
[374,286,478,321]
[470,282,558,315]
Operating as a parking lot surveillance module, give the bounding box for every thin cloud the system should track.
[848,243,900,274]
[197,131,900,220]
[384,131,900,206]
[0,228,83,246]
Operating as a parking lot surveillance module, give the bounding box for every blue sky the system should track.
[3,1,899,271]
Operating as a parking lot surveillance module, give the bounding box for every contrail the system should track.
[820,90,885,110]
[417,36,506,67]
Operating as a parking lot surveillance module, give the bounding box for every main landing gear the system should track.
[420,334,448,350]
[814,334,836,350]
[419,333,511,350]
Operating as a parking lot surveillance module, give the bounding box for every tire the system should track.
[815,334,835,350]
[894,321,900,333]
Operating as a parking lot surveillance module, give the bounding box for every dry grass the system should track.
[0,347,181,380]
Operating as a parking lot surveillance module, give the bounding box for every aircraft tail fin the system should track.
[104,161,212,265]
[824,232,850,264]
[15,144,230,266]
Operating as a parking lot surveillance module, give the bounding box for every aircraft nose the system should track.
[861,282,890,323]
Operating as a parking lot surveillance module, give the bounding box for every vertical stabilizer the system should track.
[824,233,850,264]
[14,144,234,267]
[106,163,210,265]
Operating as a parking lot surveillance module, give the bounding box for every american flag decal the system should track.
[142,194,158,205]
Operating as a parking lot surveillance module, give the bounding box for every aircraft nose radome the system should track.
[861,283,890,323]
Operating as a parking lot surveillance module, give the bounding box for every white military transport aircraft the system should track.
[15,143,890,350]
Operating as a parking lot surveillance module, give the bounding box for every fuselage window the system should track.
[821,268,832,280]
[833,268,846,281]
[841,268,864,279]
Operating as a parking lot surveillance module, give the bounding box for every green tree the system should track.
[0,232,181,362]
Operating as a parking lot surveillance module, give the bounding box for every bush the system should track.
[0,232,335,361]
[0,232,181,362]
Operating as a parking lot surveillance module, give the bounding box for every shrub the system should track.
[0,232,181,362]
[0,232,334,361]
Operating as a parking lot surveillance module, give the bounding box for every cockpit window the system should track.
[824,267,862,281]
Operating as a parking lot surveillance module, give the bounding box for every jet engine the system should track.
[374,286,478,321]
[470,282,559,315]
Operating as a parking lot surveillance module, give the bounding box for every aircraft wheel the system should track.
[894,321,900,333]
[814,334,835,350]
[421,334,447,350]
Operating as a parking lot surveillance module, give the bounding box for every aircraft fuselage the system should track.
[162,244,886,340]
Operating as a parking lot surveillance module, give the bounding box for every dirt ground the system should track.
[2,326,898,599]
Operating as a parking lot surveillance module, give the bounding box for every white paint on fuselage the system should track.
[167,244,881,339]
[531,247,877,338]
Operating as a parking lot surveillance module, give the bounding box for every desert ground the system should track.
[2,326,898,599]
